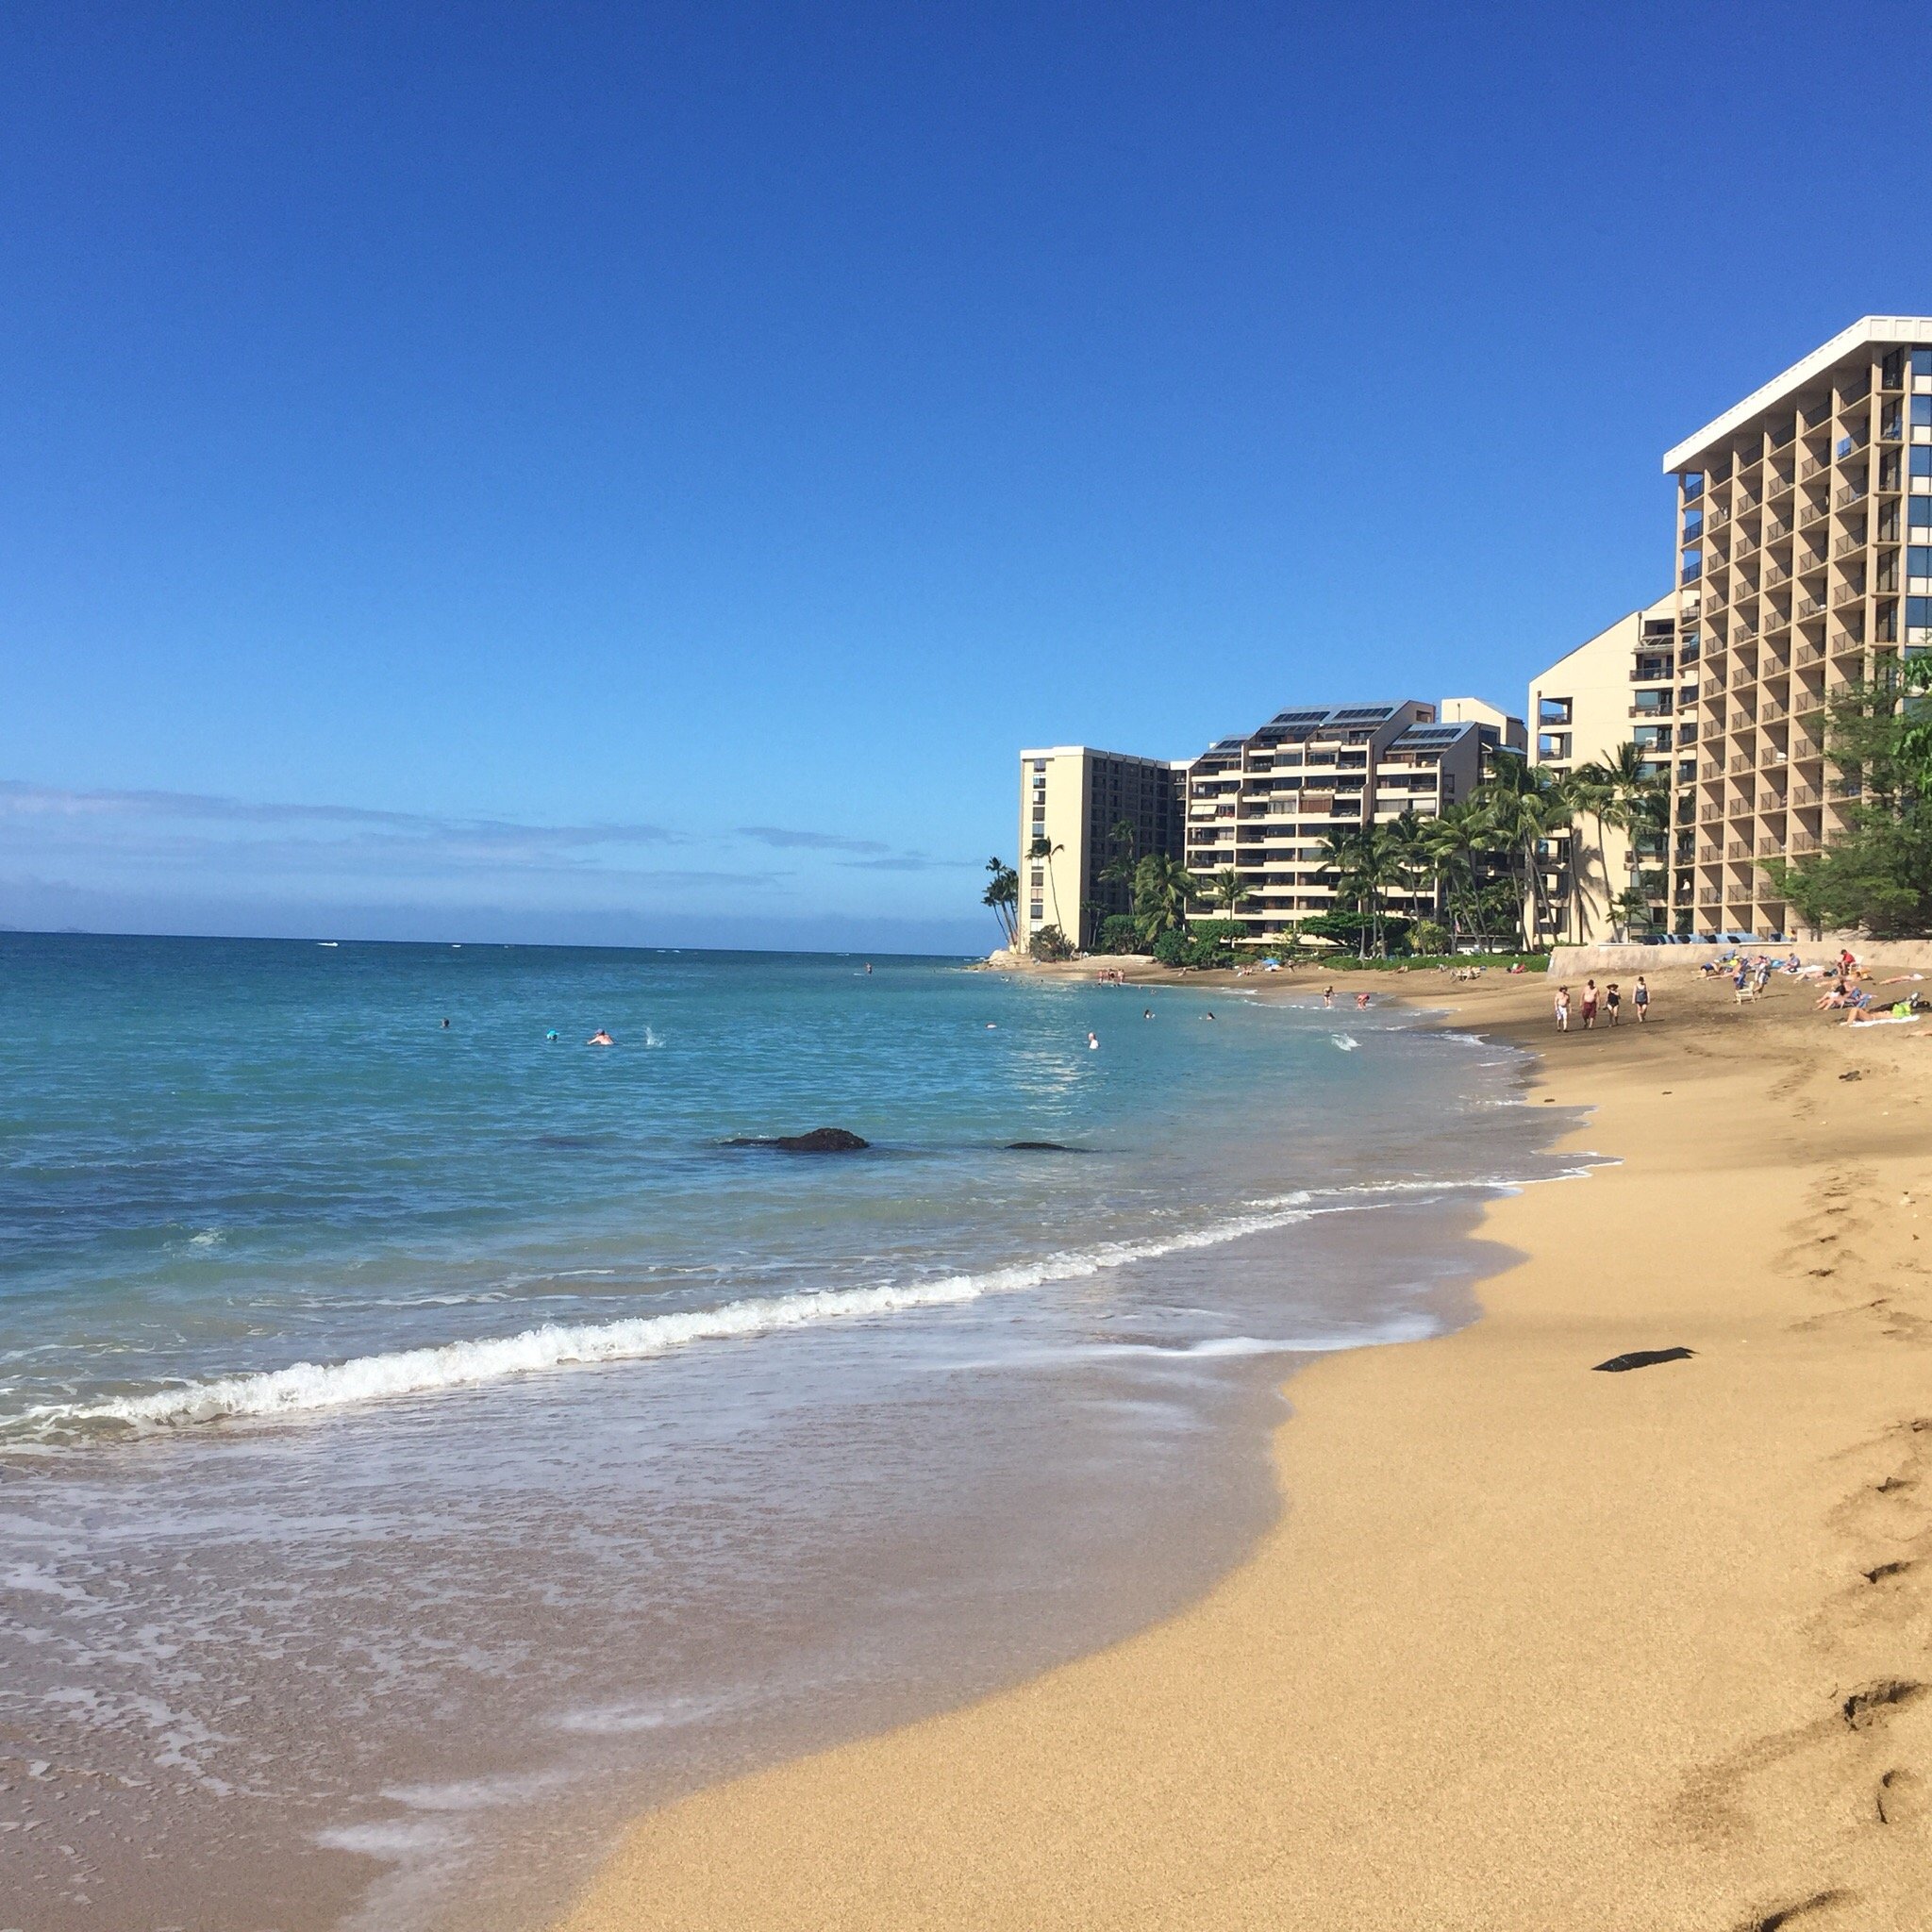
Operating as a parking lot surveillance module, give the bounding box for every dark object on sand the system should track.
[1840,1069,1863,1082]
[723,1127,870,1153]
[1006,1141,1080,1151]
[1591,1346,1695,1374]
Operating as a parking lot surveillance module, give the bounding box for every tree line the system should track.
[983,746,1669,958]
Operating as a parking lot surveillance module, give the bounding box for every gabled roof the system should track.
[1662,316,1932,473]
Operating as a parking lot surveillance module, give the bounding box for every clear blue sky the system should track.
[5,1,1927,951]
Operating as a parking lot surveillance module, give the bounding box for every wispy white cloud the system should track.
[735,824,890,855]
[838,852,974,872]
[0,780,680,850]
[0,780,979,939]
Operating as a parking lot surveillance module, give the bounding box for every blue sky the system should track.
[4,1,1928,951]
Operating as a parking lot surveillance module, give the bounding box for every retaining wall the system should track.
[1548,940,1932,976]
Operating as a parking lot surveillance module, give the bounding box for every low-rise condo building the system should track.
[1664,315,1932,938]
[1017,746,1188,950]
[1181,700,1521,942]
[1526,592,1682,943]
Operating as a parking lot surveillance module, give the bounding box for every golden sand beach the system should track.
[555,968,1932,1931]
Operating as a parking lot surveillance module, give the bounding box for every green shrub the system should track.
[1029,924,1074,961]
[1293,909,1412,954]
[1094,913,1143,954]
[1152,919,1245,969]
[1407,919,1450,956]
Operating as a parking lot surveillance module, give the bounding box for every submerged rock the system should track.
[723,1126,870,1153]
[1005,1141,1080,1151]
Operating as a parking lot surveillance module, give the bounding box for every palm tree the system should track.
[1198,865,1256,937]
[1611,884,1655,941]
[1355,821,1417,957]
[982,857,1019,947]
[1132,853,1198,943]
[1416,802,1497,947]
[1381,810,1432,932]
[1578,742,1668,938]
[1475,757,1572,949]
[1098,818,1138,892]
[1026,835,1066,946]
[1312,826,1375,958]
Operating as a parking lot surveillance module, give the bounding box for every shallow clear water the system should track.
[0,936,1575,1930]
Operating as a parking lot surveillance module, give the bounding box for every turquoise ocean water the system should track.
[0,935,1576,1931]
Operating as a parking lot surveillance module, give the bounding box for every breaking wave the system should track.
[12,1192,1333,1442]
[9,1167,1579,1447]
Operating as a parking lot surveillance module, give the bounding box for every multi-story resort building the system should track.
[1024,318,1932,955]
[1017,704,1523,953]
[1526,593,1682,943]
[1017,746,1188,950]
[1665,315,1932,939]
[1525,315,1932,943]
[1179,700,1523,945]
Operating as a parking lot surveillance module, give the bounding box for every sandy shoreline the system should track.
[553,968,1932,1930]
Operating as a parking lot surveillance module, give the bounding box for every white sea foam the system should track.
[1330,1033,1359,1051]
[12,1195,1326,1441]
[12,1162,1594,1446]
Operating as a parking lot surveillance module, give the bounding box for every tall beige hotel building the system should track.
[1532,316,1932,941]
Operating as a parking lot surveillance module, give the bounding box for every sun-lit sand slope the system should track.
[555,971,1932,1932]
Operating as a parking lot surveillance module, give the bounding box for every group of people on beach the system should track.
[1553,976,1647,1032]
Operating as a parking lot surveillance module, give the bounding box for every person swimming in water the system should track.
[587,1028,614,1046]
[441,1017,451,1028]
[1142,1008,1154,1019]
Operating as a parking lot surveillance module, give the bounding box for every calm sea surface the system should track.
[0,935,1577,1930]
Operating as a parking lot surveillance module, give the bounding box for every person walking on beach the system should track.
[1580,979,1599,1029]
[1605,983,1622,1027]
[1555,985,1571,1032]
[1633,974,1649,1022]
[1321,986,1334,1008]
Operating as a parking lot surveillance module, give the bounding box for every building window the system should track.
[1914,348,1932,378]
[1538,731,1572,760]
[1913,396,1932,428]
[1537,696,1572,725]
[1913,498,1932,530]
[1909,597,1932,645]
[1910,547,1932,592]
[1915,445,1932,480]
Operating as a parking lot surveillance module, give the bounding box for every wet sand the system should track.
[553,968,1932,1931]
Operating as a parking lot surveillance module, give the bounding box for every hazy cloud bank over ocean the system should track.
[0,781,987,952]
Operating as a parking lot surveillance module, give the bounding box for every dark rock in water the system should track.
[722,1126,870,1153]
[1006,1141,1080,1151]
[1591,1346,1695,1374]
